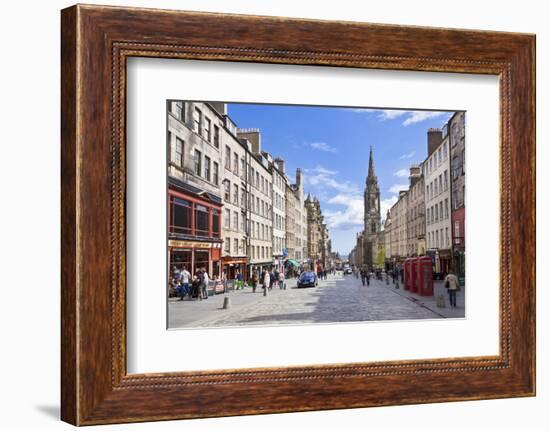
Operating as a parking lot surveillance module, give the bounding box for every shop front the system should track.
[426,248,452,279]
[167,179,223,286]
[168,240,222,279]
[221,256,248,282]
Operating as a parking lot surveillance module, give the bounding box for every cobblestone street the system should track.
[168,273,465,329]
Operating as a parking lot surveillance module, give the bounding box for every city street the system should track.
[168,273,465,329]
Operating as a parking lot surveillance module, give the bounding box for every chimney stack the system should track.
[427,128,443,156]
[274,157,285,174]
[296,168,302,188]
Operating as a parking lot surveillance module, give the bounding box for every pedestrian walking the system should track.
[360,268,366,286]
[179,266,191,300]
[278,271,285,289]
[251,271,258,293]
[269,269,275,290]
[200,268,209,300]
[444,271,460,307]
[262,269,270,294]
[191,273,201,300]
[366,271,371,286]
[274,269,280,289]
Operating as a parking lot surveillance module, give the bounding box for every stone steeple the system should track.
[363,145,382,269]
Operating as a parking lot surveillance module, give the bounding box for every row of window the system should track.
[251,245,273,261]
[427,227,450,249]
[427,198,450,225]
[274,213,285,231]
[169,196,220,239]
[171,102,221,148]
[170,134,222,186]
[426,170,449,202]
[274,236,286,255]
[424,142,449,177]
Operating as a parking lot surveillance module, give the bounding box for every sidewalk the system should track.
[168,282,295,328]
[376,278,465,318]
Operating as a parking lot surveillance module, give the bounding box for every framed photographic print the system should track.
[61,4,535,425]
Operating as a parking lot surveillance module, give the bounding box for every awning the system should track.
[285,259,300,268]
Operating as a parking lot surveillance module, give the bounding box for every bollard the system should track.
[436,294,446,308]
[263,287,268,296]
[222,296,232,309]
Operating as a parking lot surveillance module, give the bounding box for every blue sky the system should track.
[227,103,454,256]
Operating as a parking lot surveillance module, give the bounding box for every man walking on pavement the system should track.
[179,266,191,300]
[360,267,366,286]
[444,270,460,307]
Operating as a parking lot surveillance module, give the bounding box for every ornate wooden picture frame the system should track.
[61,4,535,425]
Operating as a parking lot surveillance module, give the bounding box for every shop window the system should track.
[195,204,209,236]
[212,209,220,238]
[170,197,191,235]
[194,250,209,275]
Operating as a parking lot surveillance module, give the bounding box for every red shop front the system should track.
[168,240,221,279]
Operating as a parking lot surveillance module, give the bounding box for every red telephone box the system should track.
[410,257,418,293]
[404,258,412,291]
[416,256,434,296]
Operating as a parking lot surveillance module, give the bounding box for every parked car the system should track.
[343,268,353,275]
[297,271,318,288]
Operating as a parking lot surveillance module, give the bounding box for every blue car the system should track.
[297,271,318,288]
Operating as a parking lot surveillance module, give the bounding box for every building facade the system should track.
[424,127,452,276]
[219,108,249,280]
[406,164,426,257]
[271,157,288,272]
[167,101,224,280]
[450,111,466,284]
[237,129,274,277]
[305,195,329,269]
[291,169,308,262]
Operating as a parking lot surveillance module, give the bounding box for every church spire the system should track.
[367,145,376,180]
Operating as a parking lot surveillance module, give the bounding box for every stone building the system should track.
[406,164,426,257]
[363,146,382,269]
[383,210,392,269]
[284,167,308,269]
[166,101,224,279]
[305,195,329,268]
[424,126,452,276]
[390,190,408,262]
[450,111,466,283]
[270,157,288,272]
[236,129,274,277]
[218,107,249,280]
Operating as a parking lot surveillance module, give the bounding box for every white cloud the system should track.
[400,151,416,160]
[402,111,447,126]
[388,183,409,194]
[375,110,408,121]
[380,196,398,218]
[324,194,364,230]
[351,108,450,127]
[310,142,337,153]
[393,168,409,177]
[303,166,359,193]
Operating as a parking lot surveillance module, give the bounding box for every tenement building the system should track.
[271,157,288,273]
[424,126,452,276]
[305,195,329,268]
[291,168,308,262]
[450,111,466,283]
[389,190,408,263]
[166,101,224,279]
[219,107,249,280]
[237,129,274,277]
[406,164,426,257]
